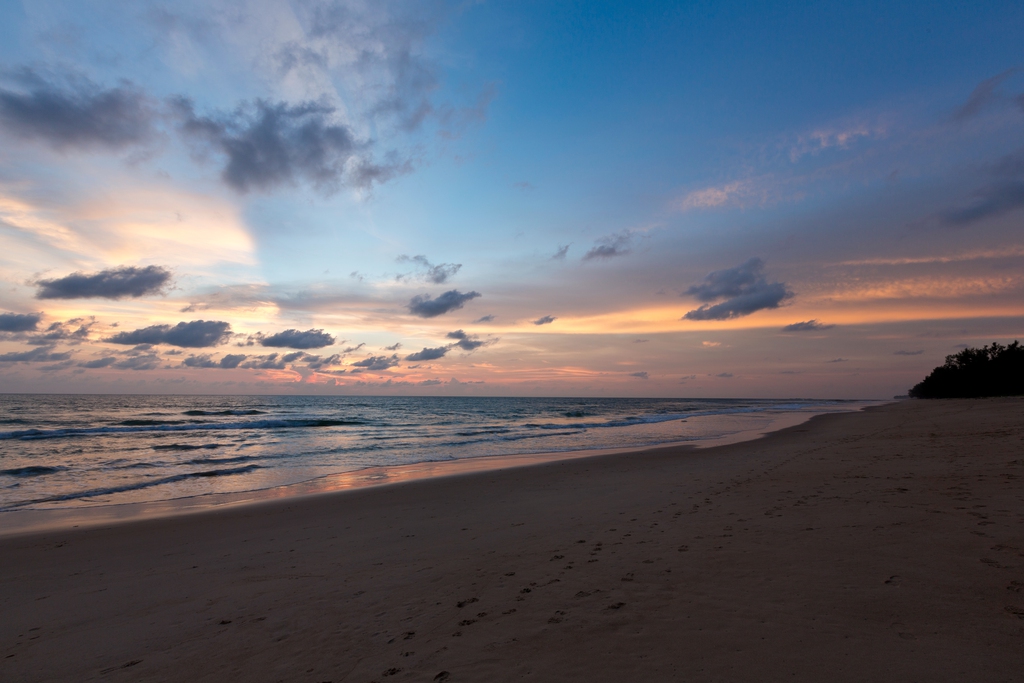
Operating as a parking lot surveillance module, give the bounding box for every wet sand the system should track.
[1,398,1022,682]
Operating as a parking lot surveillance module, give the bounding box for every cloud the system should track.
[78,356,116,368]
[303,353,340,370]
[683,258,792,321]
[241,353,287,370]
[473,314,495,323]
[676,181,751,211]
[351,354,400,371]
[35,265,172,300]
[941,149,1024,225]
[113,354,161,371]
[446,329,487,351]
[0,312,41,332]
[781,320,835,332]
[552,245,570,260]
[583,231,633,261]
[533,315,556,326]
[0,70,155,150]
[27,318,95,345]
[825,358,848,363]
[105,320,232,348]
[942,183,1024,225]
[716,372,733,378]
[182,354,218,368]
[954,69,1020,122]
[407,290,481,318]
[629,371,649,379]
[633,338,649,343]
[701,341,721,347]
[0,346,72,362]
[894,349,924,356]
[397,255,462,284]
[220,353,247,368]
[171,96,402,193]
[405,346,449,361]
[384,342,402,351]
[181,352,247,369]
[260,328,335,349]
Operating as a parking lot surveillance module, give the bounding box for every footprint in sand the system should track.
[434,673,451,682]
[605,602,626,610]
[456,598,479,608]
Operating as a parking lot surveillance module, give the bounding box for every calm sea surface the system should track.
[0,395,863,511]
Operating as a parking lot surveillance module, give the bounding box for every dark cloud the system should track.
[633,339,649,343]
[629,371,649,379]
[0,312,41,332]
[0,70,154,150]
[78,356,116,369]
[340,343,365,354]
[0,346,72,363]
[351,354,400,371]
[683,258,792,321]
[407,289,481,318]
[384,342,402,351]
[397,255,461,284]
[446,329,486,351]
[303,353,341,370]
[241,353,287,370]
[533,315,556,325]
[405,346,449,362]
[716,372,733,378]
[113,354,161,371]
[551,245,569,260]
[953,69,1019,122]
[781,320,835,332]
[474,314,495,323]
[260,328,335,349]
[942,148,1024,225]
[583,231,633,261]
[942,182,1024,225]
[182,353,247,369]
[220,353,247,369]
[182,354,218,369]
[105,320,232,348]
[894,349,924,356]
[826,358,848,363]
[27,318,95,345]
[35,265,172,300]
[171,96,401,193]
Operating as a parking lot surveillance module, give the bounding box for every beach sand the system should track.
[1,398,1022,682]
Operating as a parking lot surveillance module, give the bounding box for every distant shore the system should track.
[2,398,1022,682]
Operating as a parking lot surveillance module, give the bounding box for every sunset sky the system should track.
[1,0,1022,398]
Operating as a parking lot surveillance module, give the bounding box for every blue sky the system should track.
[0,0,1022,397]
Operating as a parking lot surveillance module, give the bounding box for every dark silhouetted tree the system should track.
[909,341,1024,398]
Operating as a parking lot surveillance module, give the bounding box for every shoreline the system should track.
[3,398,1021,681]
[0,404,868,538]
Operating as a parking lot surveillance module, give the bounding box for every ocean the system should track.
[0,394,864,513]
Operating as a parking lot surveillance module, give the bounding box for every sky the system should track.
[0,0,1022,398]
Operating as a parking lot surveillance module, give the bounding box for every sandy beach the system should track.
[1,398,1022,682]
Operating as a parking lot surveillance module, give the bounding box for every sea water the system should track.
[0,394,863,511]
